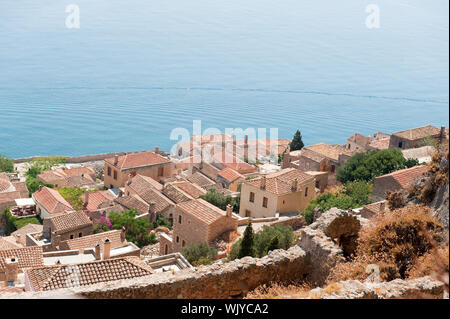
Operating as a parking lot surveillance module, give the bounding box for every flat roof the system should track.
[43,253,96,266]
[15,198,35,206]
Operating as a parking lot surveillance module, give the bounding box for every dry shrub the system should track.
[386,190,406,210]
[245,281,312,299]
[407,246,449,285]
[328,205,444,283]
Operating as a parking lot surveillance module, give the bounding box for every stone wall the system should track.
[13,152,127,164]
[1,245,309,299]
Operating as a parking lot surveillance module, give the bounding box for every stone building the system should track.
[37,166,97,188]
[160,199,238,254]
[371,165,428,202]
[388,125,446,150]
[239,168,316,218]
[0,172,29,213]
[32,186,73,219]
[217,167,245,192]
[42,210,93,242]
[0,246,43,287]
[103,150,174,189]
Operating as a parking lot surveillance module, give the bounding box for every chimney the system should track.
[155,146,159,152]
[260,176,266,190]
[15,234,21,244]
[113,154,119,166]
[38,185,43,192]
[52,234,61,249]
[226,204,233,217]
[245,135,248,145]
[5,257,19,285]
[84,191,89,207]
[380,201,386,212]
[103,238,111,260]
[440,126,446,140]
[291,179,298,192]
[118,190,123,198]
[95,243,101,260]
[120,226,126,242]
[126,173,133,186]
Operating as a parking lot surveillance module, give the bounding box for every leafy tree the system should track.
[405,158,420,168]
[0,154,14,173]
[267,236,279,253]
[238,223,256,258]
[254,225,294,257]
[25,177,53,196]
[199,189,239,211]
[56,187,85,210]
[109,209,153,247]
[154,216,172,229]
[0,209,17,235]
[341,181,372,207]
[181,242,218,266]
[337,149,419,183]
[290,129,304,151]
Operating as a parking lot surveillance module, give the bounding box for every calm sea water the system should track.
[0,0,448,158]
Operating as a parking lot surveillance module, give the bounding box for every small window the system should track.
[315,181,320,188]
[305,187,308,197]
[262,197,268,208]
[70,235,74,239]
[245,210,251,217]
[331,165,336,173]
[178,215,182,224]
[182,240,186,248]
[158,166,164,177]
[176,236,179,243]
[249,192,255,203]
[110,184,113,189]
[113,170,118,180]
[399,141,403,148]
[107,167,111,176]
[78,232,82,237]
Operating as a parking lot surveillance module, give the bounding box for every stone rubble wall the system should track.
[1,245,309,299]
[308,276,445,299]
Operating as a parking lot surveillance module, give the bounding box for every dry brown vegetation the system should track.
[245,281,312,299]
[328,205,445,283]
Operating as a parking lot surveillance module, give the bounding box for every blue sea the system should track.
[0,0,448,158]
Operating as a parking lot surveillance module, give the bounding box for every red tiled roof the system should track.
[162,183,194,204]
[59,229,127,251]
[169,181,206,199]
[37,167,96,187]
[177,198,226,226]
[0,178,12,193]
[368,137,390,150]
[0,191,22,205]
[48,210,93,233]
[0,236,22,251]
[33,187,72,214]
[84,190,116,211]
[243,168,314,195]
[114,195,150,214]
[186,172,216,188]
[0,246,44,271]
[376,165,428,189]
[304,143,354,161]
[105,151,170,170]
[25,256,153,291]
[212,152,257,173]
[392,125,441,141]
[129,174,163,192]
[218,167,244,183]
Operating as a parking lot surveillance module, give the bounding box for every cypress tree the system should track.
[238,222,255,258]
[290,130,304,151]
[266,236,280,253]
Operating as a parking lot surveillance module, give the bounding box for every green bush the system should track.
[0,209,42,235]
[0,154,14,173]
[56,187,85,210]
[228,224,295,260]
[199,189,239,211]
[181,242,218,266]
[337,149,419,183]
[154,216,172,229]
[109,209,153,247]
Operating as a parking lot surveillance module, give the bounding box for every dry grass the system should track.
[245,281,313,299]
[328,205,445,283]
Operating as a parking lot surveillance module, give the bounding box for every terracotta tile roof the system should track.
[129,186,174,213]
[169,181,207,199]
[362,200,389,215]
[48,210,93,234]
[0,191,22,205]
[114,195,150,214]
[37,167,96,187]
[347,133,372,147]
[83,190,116,211]
[0,178,13,193]
[25,256,153,291]
[129,174,163,192]
[59,229,127,251]
[105,151,170,170]
[368,137,390,150]
[304,143,354,161]
[218,167,245,183]
[11,181,29,197]
[212,152,257,173]
[177,198,226,225]
[295,148,327,163]
[243,168,314,196]
[11,224,44,238]
[178,155,202,165]
[187,172,216,188]
[0,246,44,271]
[0,236,22,251]
[32,187,72,214]
[376,165,428,189]
[162,183,194,204]
[392,125,441,140]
